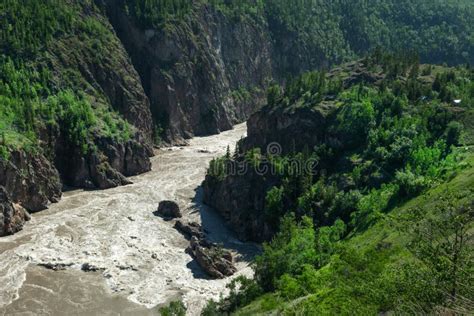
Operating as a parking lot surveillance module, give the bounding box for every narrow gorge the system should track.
[1,1,473,315]
[0,123,259,315]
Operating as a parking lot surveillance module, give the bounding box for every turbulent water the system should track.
[0,123,258,315]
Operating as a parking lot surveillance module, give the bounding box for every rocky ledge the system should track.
[0,150,62,213]
[55,137,152,190]
[188,236,237,279]
[174,220,236,279]
[202,101,340,242]
[0,136,152,217]
[0,186,31,237]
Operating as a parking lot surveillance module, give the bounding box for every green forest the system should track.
[204,52,474,314]
[0,0,134,159]
[123,0,473,66]
[1,0,473,159]
[0,0,473,314]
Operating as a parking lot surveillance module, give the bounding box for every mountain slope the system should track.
[0,0,153,220]
[201,54,474,314]
[234,155,473,314]
[0,0,473,234]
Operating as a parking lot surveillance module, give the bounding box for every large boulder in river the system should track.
[173,220,236,278]
[0,186,30,237]
[187,237,237,279]
[154,200,182,220]
[174,220,205,239]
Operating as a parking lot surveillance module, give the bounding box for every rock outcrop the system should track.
[103,1,272,143]
[0,151,62,212]
[174,220,236,279]
[0,187,31,237]
[54,135,151,190]
[188,236,237,279]
[203,167,279,242]
[203,102,339,242]
[155,201,182,220]
[174,220,206,240]
[242,102,338,155]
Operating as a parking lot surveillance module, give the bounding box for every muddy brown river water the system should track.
[0,123,258,315]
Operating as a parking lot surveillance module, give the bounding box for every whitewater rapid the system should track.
[0,123,258,315]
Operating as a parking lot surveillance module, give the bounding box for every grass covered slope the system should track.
[202,53,474,314]
[235,154,473,315]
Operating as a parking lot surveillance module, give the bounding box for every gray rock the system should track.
[81,263,104,272]
[174,220,205,239]
[155,201,182,220]
[203,102,340,242]
[0,150,62,213]
[187,237,237,279]
[104,2,271,144]
[38,263,73,271]
[0,186,30,237]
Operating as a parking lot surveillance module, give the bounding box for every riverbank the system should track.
[0,123,258,315]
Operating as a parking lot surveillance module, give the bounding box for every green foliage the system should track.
[159,300,186,316]
[224,276,264,312]
[211,0,264,20]
[264,186,285,228]
[121,0,193,27]
[230,87,252,104]
[244,148,262,168]
[0,59,133,156]
[392,193,474,313]
[153,125,164,146]
[254,215,317,292]
[208,156,228,180]
[336,99,376,146]
[209,53,474,314]
[0,0,138,161]
[267,71,341,108]
[445,121,464,147]
[351,183,399,230]
[201,300,220,316]
[252,214,346,297]
[0,0,75,56]
[49,91,97,154]
[264,0,473,75]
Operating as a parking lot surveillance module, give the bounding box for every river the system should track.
[0,123,258,315]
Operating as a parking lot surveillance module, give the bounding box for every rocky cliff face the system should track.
[0,2,154,216]
[242,102,337,155]
[54,134,152,190]
[103,2,272,143]
[44,5,155,192]
[203,167,280,242]
[0,151,62,212]
[47,3,154,142]
[0,186,31,237]
[203,104,338,242]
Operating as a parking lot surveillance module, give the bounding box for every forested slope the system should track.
[0,0,473,235]
[0,0,153,233]
[202,53,474,314]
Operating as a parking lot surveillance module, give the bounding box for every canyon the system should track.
[0,123,258,315]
